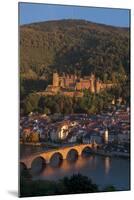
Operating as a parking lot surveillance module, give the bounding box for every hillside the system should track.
[20,19,130,82]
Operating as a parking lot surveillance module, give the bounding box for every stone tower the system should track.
[90,73,95,93]
[53,72,59,87]
[96,78,101,93]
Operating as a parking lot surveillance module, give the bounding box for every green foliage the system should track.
[20,75,25,98]
[38,94,73,115]
[103,185,116,192]
[44,107,51,115]
[60,173,98,194]
[20,79,50,101]
[21,74,130,116]
[20,19,129,82]
[22,84,129,116]
[20,173,99,197]
[20,19,130,109]
[23,93,40,114]
[74,91,113,114]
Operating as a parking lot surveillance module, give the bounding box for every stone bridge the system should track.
[20,144,98,172]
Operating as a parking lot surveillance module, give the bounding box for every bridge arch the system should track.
[66,148,78,162]
[20,162,27,174]
[20,144,96,169]
[81,146,92,157]
[31,156,46,174]
[50,152,63,167]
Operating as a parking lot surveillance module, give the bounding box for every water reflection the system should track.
[92,155,97,170]
[40,155,108,176]
[35,155,130,190]
[21,145,130,190]
[40,155,106,176]
[104,156,111,175]
[31,156,46,175]
[42,165,56,176]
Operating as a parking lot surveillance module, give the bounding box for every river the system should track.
[36,156,130,190]
[20,145,130,190]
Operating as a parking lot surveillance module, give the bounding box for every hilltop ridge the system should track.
[20,19,130,81]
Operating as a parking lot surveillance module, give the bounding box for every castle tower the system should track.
[53,72,59,87]
[60,77,65,88]
[90,73,95,93]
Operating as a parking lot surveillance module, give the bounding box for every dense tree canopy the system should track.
[20,19,129,82]
[20,19,130,115]
[20,172,98,197]
[21,86,129,116]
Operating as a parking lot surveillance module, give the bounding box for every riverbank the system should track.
[20,142,130,159]
[20,142,61,149]
[93,149,130,158]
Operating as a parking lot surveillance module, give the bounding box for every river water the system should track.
[35,155,130,190]
[20,145,130,190]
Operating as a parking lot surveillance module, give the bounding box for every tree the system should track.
[103,185,116,192]
[44,107,50,115]
[24,101,33,114]
[60,174,98,193]
[24,93,40,114]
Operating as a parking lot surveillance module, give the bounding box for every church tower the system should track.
[104,128,109,144]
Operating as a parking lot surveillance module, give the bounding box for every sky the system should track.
[19,2,130,27]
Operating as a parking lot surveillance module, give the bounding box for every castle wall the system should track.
[80,80,91,90]
[62,91,83,97]
[96,81,101,93]
[76,80,91,91]
[46,85,60,93]
[101,83,114,90]
[46,72,115,96]
[76,82,82,90]
[59,77,65,88]
[64,78,75,88]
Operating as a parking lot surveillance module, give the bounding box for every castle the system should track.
[42,73,114,97]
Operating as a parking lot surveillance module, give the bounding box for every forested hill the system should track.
[20,19,130,81]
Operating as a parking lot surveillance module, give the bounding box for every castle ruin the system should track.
[43,72,114,97]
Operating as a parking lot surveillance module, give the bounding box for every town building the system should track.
[103,128,109,144]
[49,121,71,141]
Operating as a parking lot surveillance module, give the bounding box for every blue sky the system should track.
[19,2,130,27]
